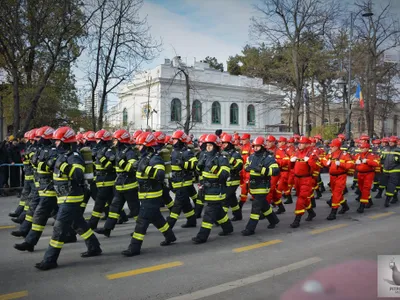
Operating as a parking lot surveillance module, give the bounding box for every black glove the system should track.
[138,157,150,173]
[46,157,56,171]
[253,165,262,173]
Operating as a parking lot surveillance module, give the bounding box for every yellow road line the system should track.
[107,261,183,280]
[0,291,28,300]
[368,211,395,219]
[233,239,282,253]
[310,223,348,235]
[0,225,16,230]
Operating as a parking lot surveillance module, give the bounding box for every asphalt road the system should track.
[0,174,399,300]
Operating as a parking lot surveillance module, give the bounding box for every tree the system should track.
[83,0,161,131]
[201,56,223,72]
[250,0,339,134]
[0,0,89,134]
[354,0,400,136]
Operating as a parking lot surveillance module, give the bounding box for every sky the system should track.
[73,0,400,108]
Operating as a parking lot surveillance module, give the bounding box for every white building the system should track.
[108,57,288,138]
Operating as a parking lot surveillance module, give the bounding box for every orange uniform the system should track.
[354,150,380,205]
[239,140,252,203]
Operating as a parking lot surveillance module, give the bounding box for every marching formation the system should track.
[7,127,399,270]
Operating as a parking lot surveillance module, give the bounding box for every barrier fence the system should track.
[0,163,24,192]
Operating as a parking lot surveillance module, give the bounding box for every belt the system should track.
[295,175,311,178]
[330,173,346,177]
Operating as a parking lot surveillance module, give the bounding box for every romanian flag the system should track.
[355,83,364,108]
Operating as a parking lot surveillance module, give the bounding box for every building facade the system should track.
[107,57,287,138]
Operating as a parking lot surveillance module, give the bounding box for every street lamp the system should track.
[343,7,374,140]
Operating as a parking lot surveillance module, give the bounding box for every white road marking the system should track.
[165,256,322,300]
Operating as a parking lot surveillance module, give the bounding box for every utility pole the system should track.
[146,75,152,129]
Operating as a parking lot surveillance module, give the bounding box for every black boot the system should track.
[366,199,373,208]
[121,242,141,256]
[357,203,365,213]
[327,208,338,220]
[231,208,242,221]
[385,196,391,208]
[275,203,286,215]
[9,212,18,218]
[241,229,255,236]
[390,193,398,204]
[311,197,316,208]
[351,181,356,190]
[290,215,302,228]
[376,188,383,199]
[14,242,34,252]
[11,217,22,224]
[355,188,361,196]
[11,230,27,237]
[192,236,207,244]
[284,194,293,204]
[326,197,332,207]
[35,261,58,271]
[181,215,197,228]
[81,248,102,258]
[160,229,177,246]
[355,195,361,202]
[266,211,280,229]
[338,201,349,214]
[305,208,316,221]
[94,228,111,237]
[371,184,378,192]
[320,183,326,192]
[315,189,322,199]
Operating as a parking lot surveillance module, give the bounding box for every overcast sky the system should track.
[73,0,400,107]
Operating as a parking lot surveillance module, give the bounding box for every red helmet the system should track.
[153,131,166,144]
[136,132,157,147]
[221,134,233,143]
[288,137,295,143]
[198,134,207,144]
[113,129,130,143]
[360,142,370,149]
[185,135,193,145]
[24,131,30,139]
[314,134,322,140]
[252,136,265,147]
[28,129,37,140]
[53,127,76,143]
[299,136,310,144]
[381,137,389,143]
[95,129,112,141]
[360,135,369,141]
[131,130,143,144]
[372,139,381,144]
[309,137,316,144]
[266,135,276,142]
[204,134,221,147]
[337,133,346,140]
[329,138,342,148]
[76,132,84,143]
[278,136,287,143]
[164,135,171,144]
[171,130,187,142]
[241,133,251,140]
[83,131,96,142]
[36,126,55,139]
[389,136,397,143]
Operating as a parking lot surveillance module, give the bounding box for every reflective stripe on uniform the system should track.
[25,214,33,222]
[158,223,169,233]
[201,222,213,229]
[50,239,64,248]
[57,195,84,204]
[204,193,226,201]
[263,207,273,216]
[171,180,193,189]
[132,232,145,241]
[92,211,102,218]
[108,212,120,219]
[138,190,163,199]
[249,188,268,194]
[96,181,115,187]
[80,229,94,240]
[226,180,240,186]
[184,210,195,218]
[39,190,57,197]
[115,181,138,191]
[32,224,45,232]
[250,213,260,220]
[217,214,228,224]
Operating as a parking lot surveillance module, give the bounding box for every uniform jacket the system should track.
[323,149,354,175]
[291,147,319,178]
[354,151,380,173]
[221,146,243,186]
[115,143,139,191]
[171,145,197,189]
[94,142,116,187]
[380,145,400,172]
[136,150,165,200]
[245,149,279,194]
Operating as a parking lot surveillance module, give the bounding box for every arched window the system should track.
[230,103,239,125]
[171,98,181,121]
[211,101,221,124]
[247,105,255,125]
[122,108,128,127]
[192,100,202,123]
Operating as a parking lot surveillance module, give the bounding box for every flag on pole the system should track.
[355,83,364,108]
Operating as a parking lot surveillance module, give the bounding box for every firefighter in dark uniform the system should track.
[379,136,400,207]
[88,129,116,229]
[122,132,176,257]
[79,131,98,213]
[220,134,243,221]
[166,130,197,229]
[371,139,382,192]
[9,129,37,221]
[194,134,207,218]
[241,136,280,236]
[9,130,34,218]
[14,129,61,252]
[35,127,102,270]
[153,131,175,211]
[95,129,140,237]
[12,127,54,237]
[192,134,233,244]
